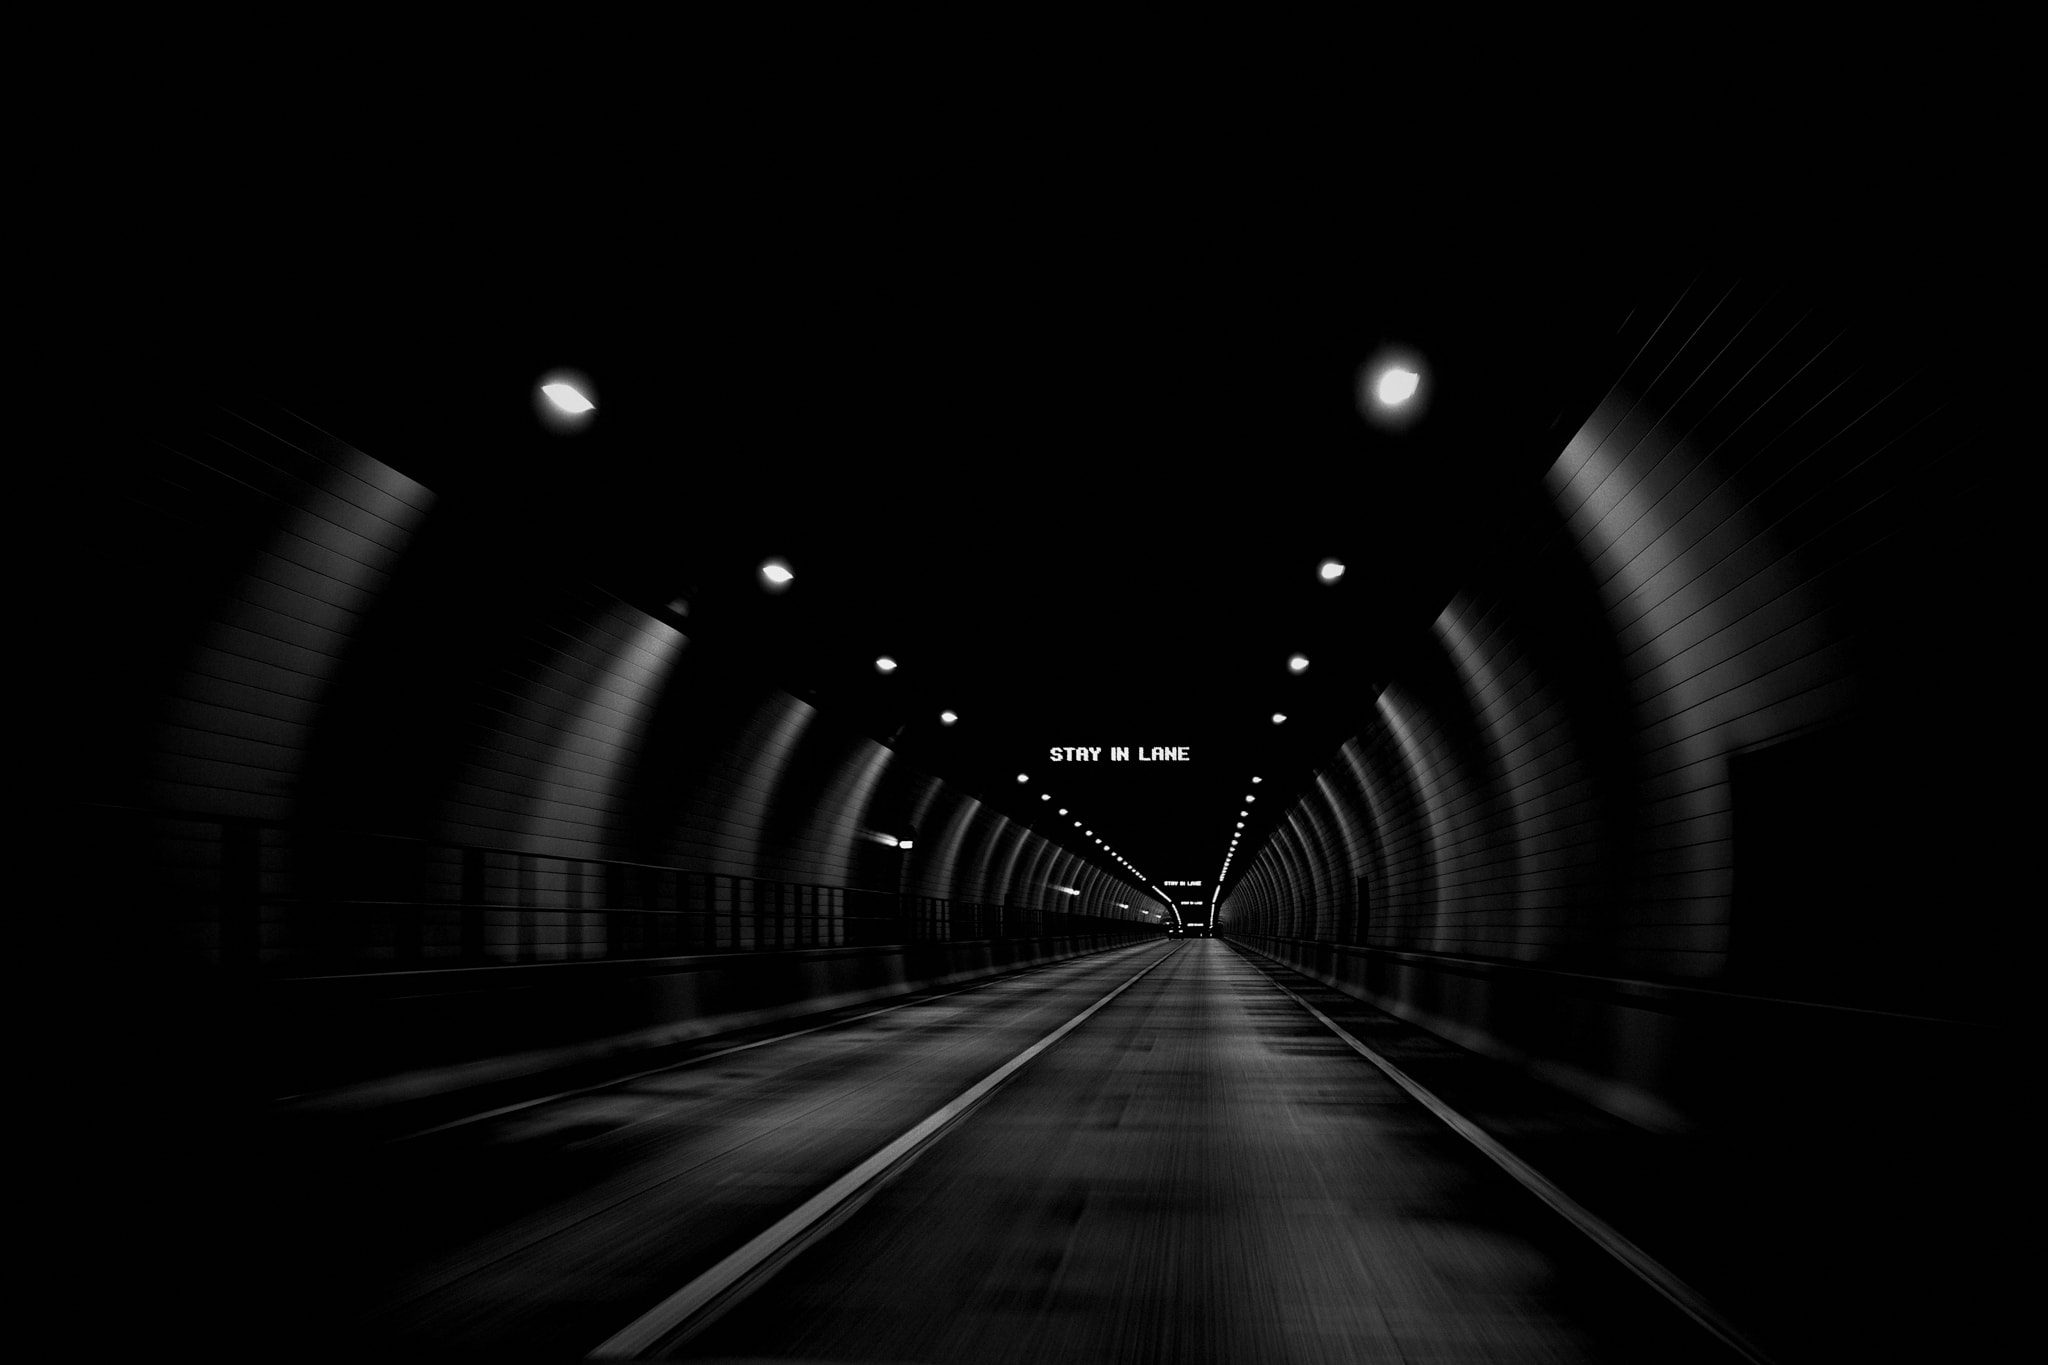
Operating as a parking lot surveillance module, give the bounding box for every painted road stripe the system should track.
[1267,973,1778,1365]
[586,942,1182,1360]
[400,942,1160,1142]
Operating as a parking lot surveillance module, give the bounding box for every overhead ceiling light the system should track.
[877,657,899,674]
[1358,349,1430,430]
[1288,654,1309,674]
[541,381,595,414]
[1041,794,1051,802]
[1376,367,1420,405]
[1318,559,1345,583]
[940,710,958,725]
[1059,808,1069,816]
[1246,795,1256,802]
[1015,772,1028,782]
[1272,713,1287,724]
[759,559,794,589]
[535,369,600,432]
[1251,776,1262,783]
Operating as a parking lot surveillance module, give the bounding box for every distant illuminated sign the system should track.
[1049,747,1191,761]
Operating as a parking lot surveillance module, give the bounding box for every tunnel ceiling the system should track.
[110,239,1989,901]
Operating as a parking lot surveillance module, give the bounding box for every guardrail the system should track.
[80,805,1151,975]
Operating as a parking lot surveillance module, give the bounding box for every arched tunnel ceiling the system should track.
[103,244,2003,900]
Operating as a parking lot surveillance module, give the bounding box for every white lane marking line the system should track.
[586,943,1182,1360]
[398,943,1161,1141]
[1262,971,1777,1365]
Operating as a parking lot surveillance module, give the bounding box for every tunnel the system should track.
[69,253,2019,1363]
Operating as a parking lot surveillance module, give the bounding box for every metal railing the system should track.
[81,805,1151,975]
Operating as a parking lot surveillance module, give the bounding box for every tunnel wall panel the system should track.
[778,728,892,890]
[95,403,1166,1105]
[102,405,1156,985]
[139,411,433,825]
[1222,277,2005,1131]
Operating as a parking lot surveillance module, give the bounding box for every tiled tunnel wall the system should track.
[1220,277,2011,1131]
[81,401,1156,974]
[77,402,1158,1100]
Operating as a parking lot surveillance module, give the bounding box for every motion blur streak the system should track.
[678,940,1737,1364]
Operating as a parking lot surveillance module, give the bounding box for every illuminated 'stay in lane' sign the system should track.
[1050,747,1192,761]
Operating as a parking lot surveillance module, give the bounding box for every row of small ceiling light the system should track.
[1205,558,1340,920]
[545,367,1423,926]
[1211,361,1425,921]
[760,522,1157,916]
[1009,778,1161,916]
[542,379,1150,913]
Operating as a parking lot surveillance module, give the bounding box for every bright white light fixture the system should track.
[1288,655,1309,674]
[542,381,595,414]
[1358,350,1429,431]
[536,370,600,433]
[1272,713,1287,724]
[1015,772,1028,782]
[940,710,958,725]
[1318,559,1345,582]
[877,657,899,674]
[759,559,794,589]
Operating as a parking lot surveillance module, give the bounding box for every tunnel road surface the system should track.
[269,940,1748,1363]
